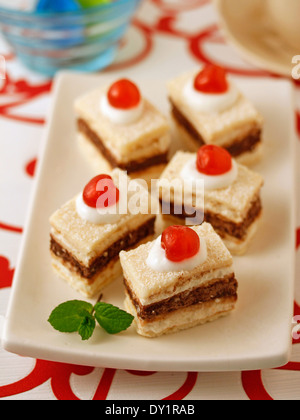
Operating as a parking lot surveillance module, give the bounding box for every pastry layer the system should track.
[50,217,155,280]
[171,101,262,157]
[158,151,264,224]
[120,223,234,306]
[125,294,236,338]
[75,86,170,162]
[77,132,167,186]
[221,215,262,255]
[167,70,263,146]
[160,195,262,241]
[49,169,154,266]
[52,254,123,298]
[77,118,169,174]
[124,273,237,321]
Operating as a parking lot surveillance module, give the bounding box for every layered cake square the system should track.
[120,223,238,338]
[158,146,264,255]
[50,169,156,298]
[167,65,264,166]
[75,78,171,185]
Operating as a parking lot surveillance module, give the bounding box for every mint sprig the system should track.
[48,299,134,341]
[94,302,135,335]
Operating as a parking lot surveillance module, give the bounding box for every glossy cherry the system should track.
[83,174,120,209]
[107,79,141,109]
[161,225,200,263]
[196,145,232,176]
[194,64,228,94]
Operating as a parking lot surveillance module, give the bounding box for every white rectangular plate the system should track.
[2,71,296,372]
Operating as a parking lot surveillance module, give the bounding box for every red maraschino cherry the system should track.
[161,225,200,263]
[107,79,141,110]
[194,64,228,94]
[83,174,120,209]
[196,145,232,176]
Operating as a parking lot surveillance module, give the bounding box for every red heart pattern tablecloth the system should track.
[0,0,300,400]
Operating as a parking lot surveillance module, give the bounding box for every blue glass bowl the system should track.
[0,0,141,76]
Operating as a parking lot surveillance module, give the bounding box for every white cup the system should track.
[266,0,300,50]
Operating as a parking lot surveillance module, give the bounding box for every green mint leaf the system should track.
[94,302,134,334]
[77,0,111,7]
[78,313,96,341]
[48,300,94,333]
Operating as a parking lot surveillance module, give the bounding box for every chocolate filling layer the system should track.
[125,274,238,321]
[171,101,261,157]
[77,118,168,174]
[160,197,262,240]
[50,218,155,281]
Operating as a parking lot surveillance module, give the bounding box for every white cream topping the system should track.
[76,193,122,225]
[146,235,207,273]
[180,157,238,191]
[183,78,239,114]
[100,94,144,125]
